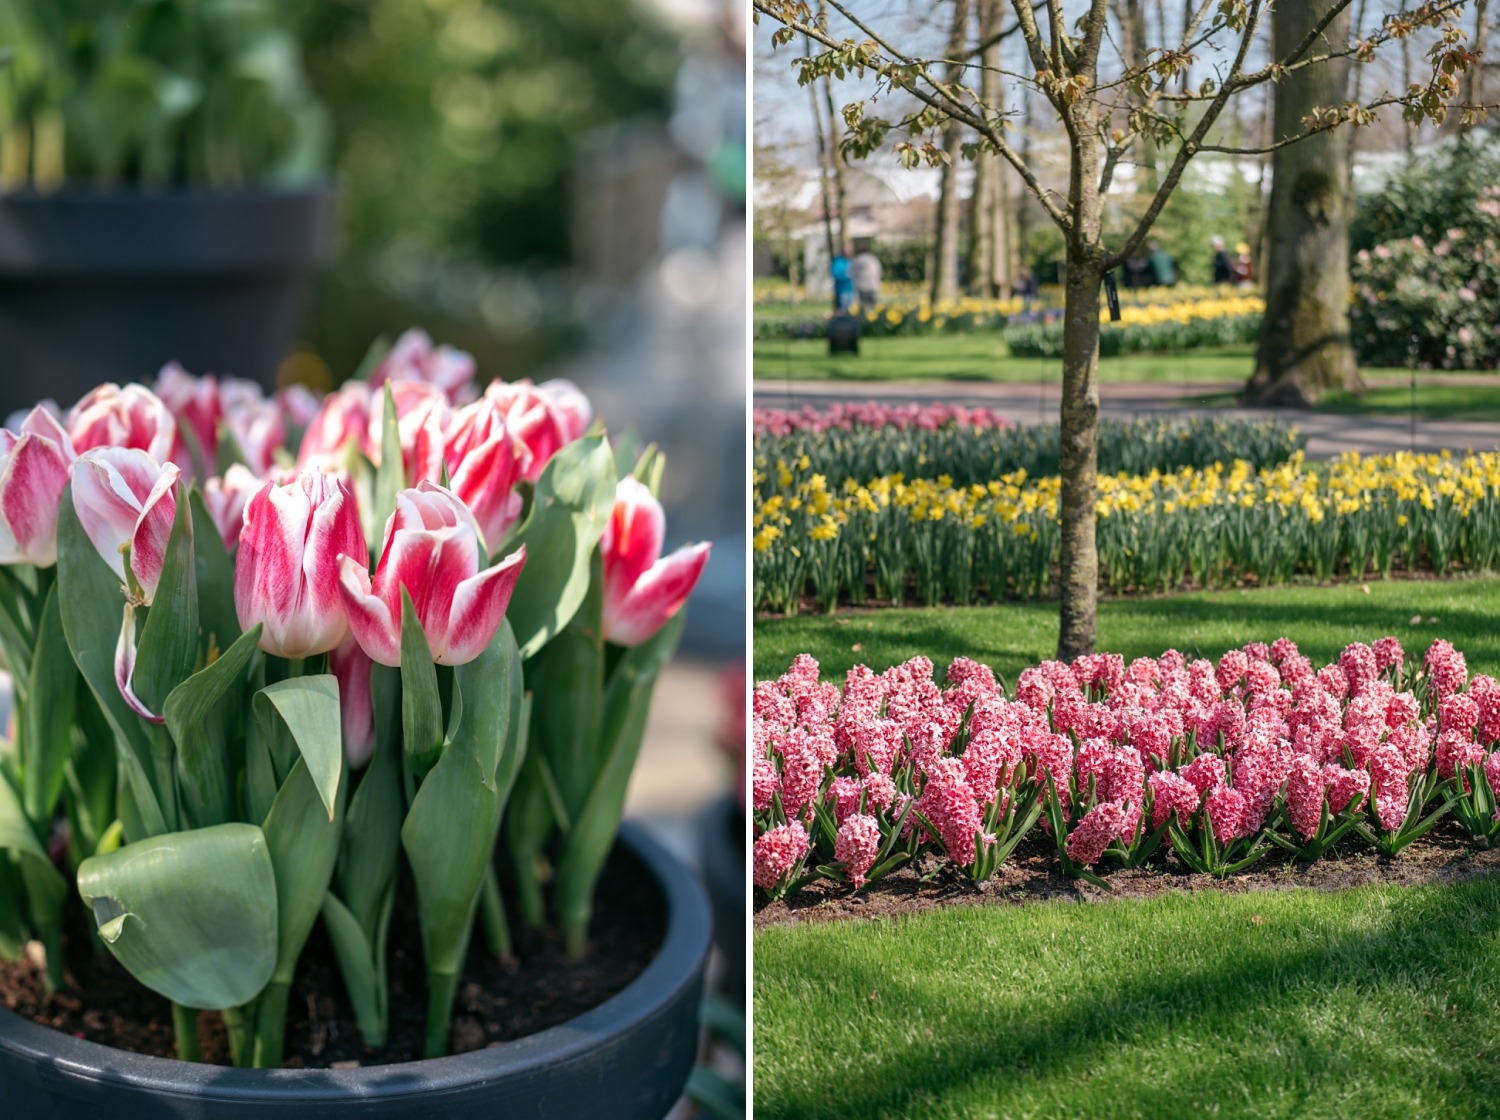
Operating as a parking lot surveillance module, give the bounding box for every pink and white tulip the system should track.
[331,637,376,768]
[235,470,370,658]
[70,448,181,603]
[371,328,478,403]
[277,384,325,430]
[481,380,574,482]
[367,380,449,479]
[155,363,223,473]
[539,378,592,443]
[600,477,709,647]
[337,482,526,667]
[202,464,263,552]
[0,407,76,567]
[298,381,374,469]
[221,379,287,477]
[68,383,177,466]
[425,394,531,549]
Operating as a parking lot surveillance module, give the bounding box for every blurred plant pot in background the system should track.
[0,823,708,1120]
[700,794,746,1004]
[0,188,334,417]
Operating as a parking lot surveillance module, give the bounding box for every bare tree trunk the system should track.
[1244,0,1363,406]
[931,0,969,303]
[967,0,1002,295]
[1462,0,1490,138]
[1057,130,1104,661]
[805,35,837,291]
[1122,0,1158,192]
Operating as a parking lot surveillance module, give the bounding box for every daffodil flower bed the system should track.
[754,404,1303,488]
[753,451,1500,613]
[753,637,1500,900]
[1005,294,1265,358]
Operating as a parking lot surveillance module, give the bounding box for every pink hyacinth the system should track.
[828,775,863,825]
[917,757,986,867]
[1148,770,1201,829]
[1205,784,1250,844]
[1324,765,1370,814]
[862,772,897,812]
[1373,636,1405,675]
[1368,744,1412,832]
[1286,757,1328,840]
[835,814,882,888]
[1425,639,1468,697]
[753,822,810,892]
[751,756,778,812]
[1181,752,1225,796]
[1065,799,1134,865]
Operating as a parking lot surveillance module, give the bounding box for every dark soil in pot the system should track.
[0,843,663,1068]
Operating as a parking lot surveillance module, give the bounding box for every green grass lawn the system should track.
[753,575,1500,681]
[752,336,1257,383]
[1321,381,1500,423]
[754,877,1500,1120]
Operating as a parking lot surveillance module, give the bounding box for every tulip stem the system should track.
[252,979,291,1068]
[172,1002,201,1064]
[38,921,65,994]
[478,864,513,963]
[222,1005,253,1067]
[424,969,460,1059]
[511,849,544,929]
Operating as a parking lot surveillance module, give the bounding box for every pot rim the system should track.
[0,820,711,1103]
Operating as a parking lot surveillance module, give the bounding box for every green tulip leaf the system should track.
[21,581,78,825]
[400,590,443,780]
[189,487,242,655]
[133,488,200,714]
[254,675,342,820]
[504,434,616,659]
[0,770,66,932]
[76,823,278,1010]
[56,488,166,839]
[261,756,346,985]
[164,624,263,828]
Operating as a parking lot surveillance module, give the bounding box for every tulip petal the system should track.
[114,603,165,723]
[338,554,401,667]
[129,467,182,602]
[604,541,710,647]
[438,546,526,665]
[331,638,376,768]
[0,429,71,566]
[602,478,666,609]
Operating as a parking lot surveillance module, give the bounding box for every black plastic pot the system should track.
[0,187,335,416]
[699,794,746,1004]
[0,822,709,1119]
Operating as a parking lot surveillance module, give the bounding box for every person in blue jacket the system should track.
[831,245,854,312]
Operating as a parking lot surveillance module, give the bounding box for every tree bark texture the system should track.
[966,0,1011,296]
[1057,125,1103,662]
[931,0,970,303]
[1245,0,1363,406]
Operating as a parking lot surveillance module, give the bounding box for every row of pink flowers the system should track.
[0,329,708,760]
[752,401,1012,438]
[752,638,1500,897]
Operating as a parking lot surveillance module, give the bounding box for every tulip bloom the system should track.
[371,328,477,403]
[0,407,76,567]
[202,464,263,552]
[367,380,449,478]
[155,363,223,473]
[298,381,373,469]
[600,477,710,647]
[235,471,370,658]
[331,638,376,768]
[481,380,574,482]
[337,482,525,667]
[68,382,177,466]
[427,395,531,550]
[221,379,287,477]
[539,378,592,443]
[71,449,181,604]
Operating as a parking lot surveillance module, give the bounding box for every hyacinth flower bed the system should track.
[0,329,711,1073]
[754,451,1500,613]
[754,404,1304,487]
[752,636,1500,904]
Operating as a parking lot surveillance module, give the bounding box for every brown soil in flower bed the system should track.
[0,846,665,1067]
[754,819,1500,929]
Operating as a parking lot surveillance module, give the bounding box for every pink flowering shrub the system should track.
[753,636,1496,899]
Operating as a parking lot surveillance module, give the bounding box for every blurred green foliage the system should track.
[0,0,328,186]
[305,0,680,267]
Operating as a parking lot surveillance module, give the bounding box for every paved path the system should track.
[752,378,1500,458]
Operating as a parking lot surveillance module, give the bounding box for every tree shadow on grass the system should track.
[755,877,1500,1120]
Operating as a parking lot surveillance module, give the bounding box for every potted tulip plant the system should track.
[0,0,334,415]
[0,334,714,1117]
